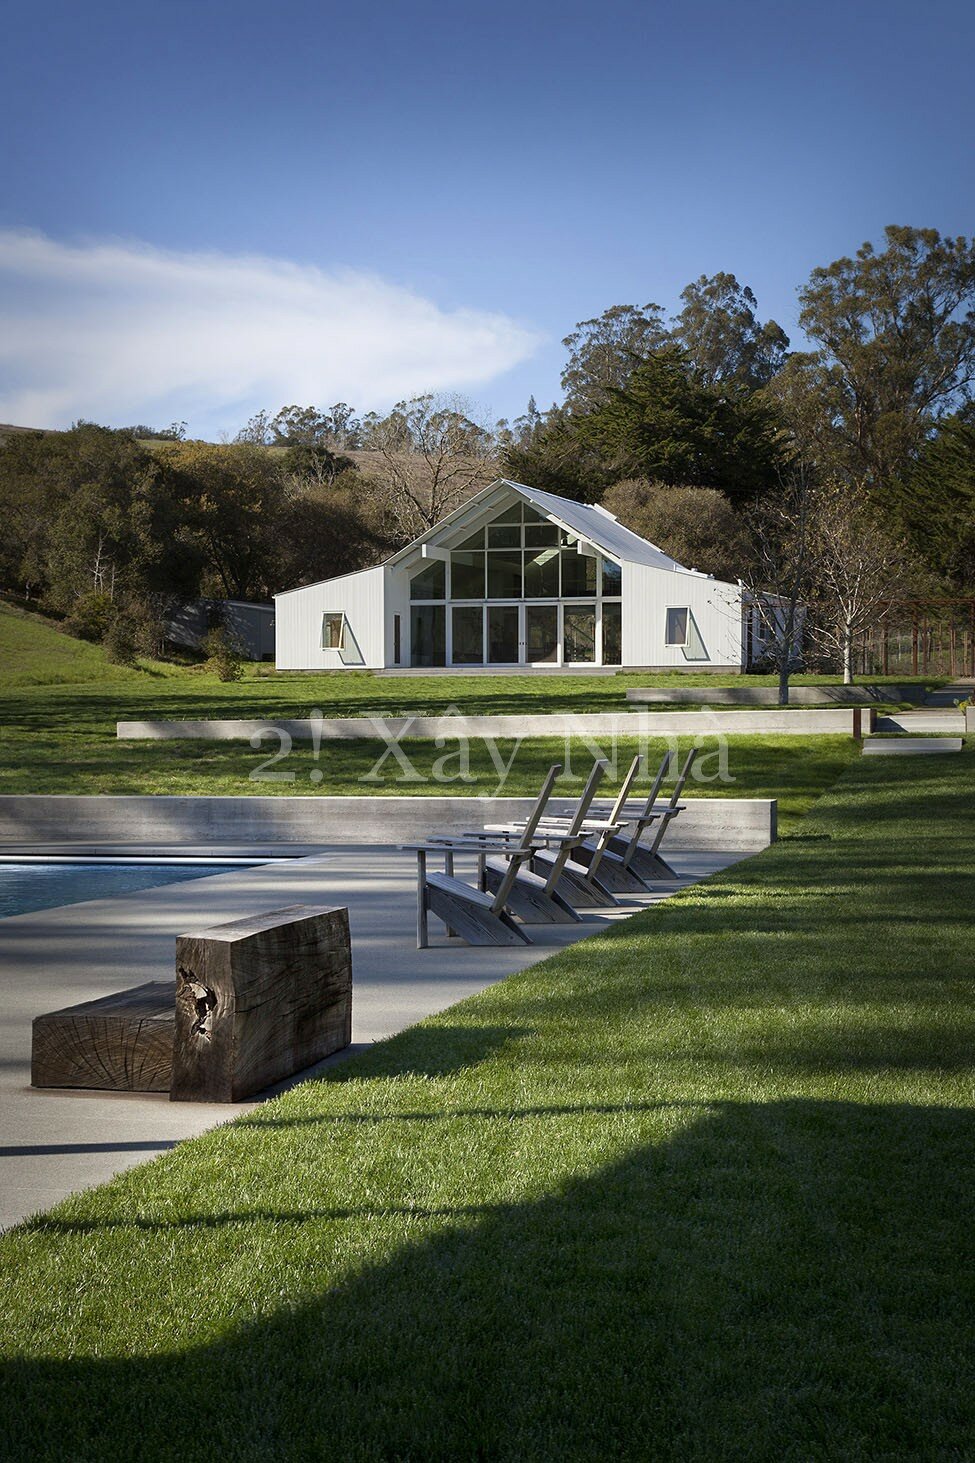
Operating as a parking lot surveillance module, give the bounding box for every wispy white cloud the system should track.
[0,230,541,434]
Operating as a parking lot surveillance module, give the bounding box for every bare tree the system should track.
[740,467,816,705]
[364,394,498,542]
[804,483,907,684]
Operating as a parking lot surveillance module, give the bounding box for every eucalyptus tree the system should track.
[796,225,975,490]
[560,303,670,412]
[672,272,789,390]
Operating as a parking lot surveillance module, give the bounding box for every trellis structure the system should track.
[860,599,975,678]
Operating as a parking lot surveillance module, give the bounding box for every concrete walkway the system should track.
[0,845,747,1230]
[874,684,972,735]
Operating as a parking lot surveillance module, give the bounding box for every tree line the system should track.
[0,225,973,678]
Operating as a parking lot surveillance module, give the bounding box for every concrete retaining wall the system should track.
[0,795,777,852]
[626,683,927,706]
[117,707,870,740]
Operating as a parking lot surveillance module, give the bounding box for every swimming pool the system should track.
[0,860,258,920]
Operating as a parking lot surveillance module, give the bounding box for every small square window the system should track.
[322,612,345,649]
[665,607,689,647]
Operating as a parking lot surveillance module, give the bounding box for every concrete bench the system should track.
[31,904,352,1102]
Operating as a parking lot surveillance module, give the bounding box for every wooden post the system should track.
[170,904,351,1103]
[416,849,428,948]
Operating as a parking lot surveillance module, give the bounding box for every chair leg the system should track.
[426,883,531,946]
[416,850,429,948]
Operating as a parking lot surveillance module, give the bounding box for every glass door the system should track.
[525,603,559,664]
[563,604,597,664]
[487,605,520,664]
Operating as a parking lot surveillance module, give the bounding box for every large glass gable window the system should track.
[409,500,622,666]
[409,559,445,601]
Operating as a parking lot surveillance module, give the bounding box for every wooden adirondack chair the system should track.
[604,747,697,882]
[411,764,563,948]
[569,752,666,893]
[557,753,648,895]
[484,760,621,912]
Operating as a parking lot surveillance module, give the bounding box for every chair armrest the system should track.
[402,840,545,855]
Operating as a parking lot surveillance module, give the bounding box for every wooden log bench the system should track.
[31,904,352,1102]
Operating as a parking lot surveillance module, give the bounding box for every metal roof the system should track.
[278,477,717,596]
[386,478,707,573]
[499,479,688,571]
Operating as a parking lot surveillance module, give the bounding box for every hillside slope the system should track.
[0,603,149,687]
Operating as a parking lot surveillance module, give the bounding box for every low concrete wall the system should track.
[118,707,869,740]
[627,683,927,706]
[0,795,777,852]
[862,738,962,756]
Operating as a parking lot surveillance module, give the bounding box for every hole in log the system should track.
[176,966,217,1042]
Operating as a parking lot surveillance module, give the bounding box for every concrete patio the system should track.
[0,844,749,1230]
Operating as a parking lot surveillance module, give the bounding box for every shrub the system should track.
[103,615,139,666]
[203,626,245,682]
[63,590,114,643]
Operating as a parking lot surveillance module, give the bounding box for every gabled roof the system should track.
[277,478,716,598]
[503,480,686,571]
[386,478,695,573]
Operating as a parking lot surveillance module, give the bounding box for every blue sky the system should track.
[0,0,972,436]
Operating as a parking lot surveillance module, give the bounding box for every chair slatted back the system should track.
[541,759,608,896]
[617,750,672,869]
[643,747,697,860]
[585,754,643,882]
[489,763,563,914]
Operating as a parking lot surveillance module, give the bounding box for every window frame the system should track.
[322,611,347,651]
[665,606,690,648]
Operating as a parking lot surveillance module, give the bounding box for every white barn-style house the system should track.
[275,478,759,672]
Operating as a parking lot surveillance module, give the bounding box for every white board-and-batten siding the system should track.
[621,563,742,669]
[274,566,386,670]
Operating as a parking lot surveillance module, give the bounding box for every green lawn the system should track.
[0,600,918,827]
[0,716,856,829]
[0,601,934,708]
[2,749,973,1460]
[0,601,861,825]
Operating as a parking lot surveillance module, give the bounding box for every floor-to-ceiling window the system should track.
[409,501,623,666]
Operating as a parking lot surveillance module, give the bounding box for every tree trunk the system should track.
[843,624,853,684]
[778,659,790,706]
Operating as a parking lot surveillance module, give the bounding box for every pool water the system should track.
[0,862,250,920]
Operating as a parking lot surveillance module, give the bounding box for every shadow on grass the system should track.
[323,1024,537,1083]
[4,1097,975,1461]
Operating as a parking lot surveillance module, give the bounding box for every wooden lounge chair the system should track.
[484,760,622,912]
[411,764,563,948]
[603,747,697,882]
[555,753,648,895]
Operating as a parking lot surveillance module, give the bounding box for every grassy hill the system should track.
[0,602,157,687]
